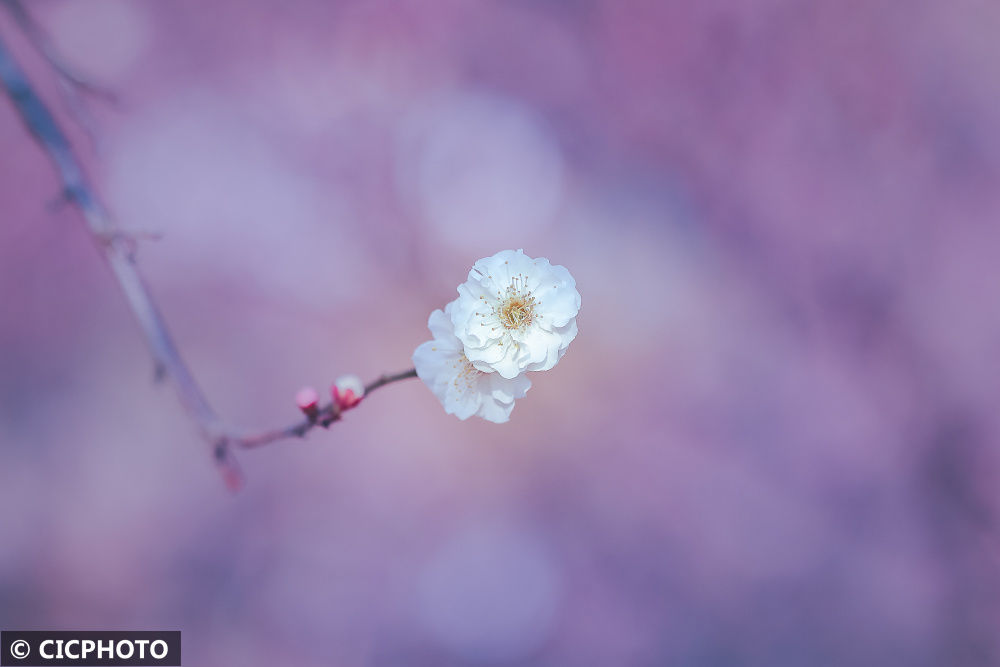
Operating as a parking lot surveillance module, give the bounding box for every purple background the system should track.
[2,1,999,664]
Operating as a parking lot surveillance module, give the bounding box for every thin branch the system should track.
[0,26,417,487]
[3,0,117,151]
[235,368,418,449]
[2,0,118,102]
[364,368,419,395]
[0,30,243,480]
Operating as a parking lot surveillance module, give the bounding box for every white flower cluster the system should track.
[413,249,581,423]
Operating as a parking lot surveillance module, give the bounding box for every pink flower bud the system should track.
[296,386,320,421]
[331,375,365,411]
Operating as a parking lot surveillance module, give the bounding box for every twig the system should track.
[0,28,417,487]
[2,0,118,103]
[235,369,418,449]
[3,0,117,151]
[364,368,419,395]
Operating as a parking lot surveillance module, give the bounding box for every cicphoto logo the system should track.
[1,632,180,666]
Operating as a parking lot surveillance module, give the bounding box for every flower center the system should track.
[493,274,538,332]
[499,295,535,330]
[453,356,481,394]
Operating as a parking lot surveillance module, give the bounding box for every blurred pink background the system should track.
[2,0,1000,664]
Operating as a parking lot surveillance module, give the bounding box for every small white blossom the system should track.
[450,249,580,379]
[413,305,531,423]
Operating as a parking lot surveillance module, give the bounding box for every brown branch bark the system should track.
[0,25,417,487]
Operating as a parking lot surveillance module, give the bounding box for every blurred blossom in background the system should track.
[2,1,1000,665]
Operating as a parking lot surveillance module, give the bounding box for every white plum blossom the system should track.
[449,249,580,379]
[413,304,532,423]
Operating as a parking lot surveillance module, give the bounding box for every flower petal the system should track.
[448,249,580,378]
